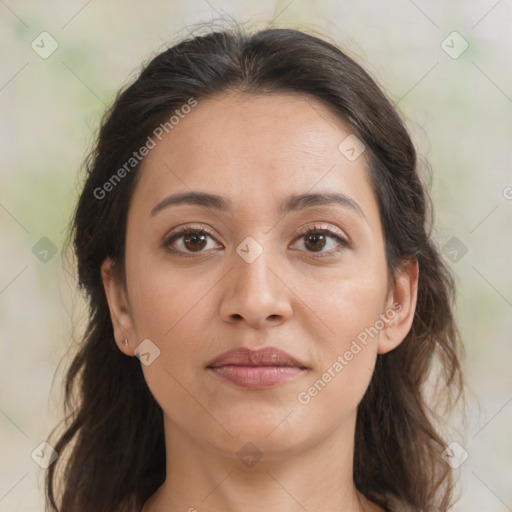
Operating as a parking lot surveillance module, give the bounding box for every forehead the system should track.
[130,91,377,223]
[146,91,352,170]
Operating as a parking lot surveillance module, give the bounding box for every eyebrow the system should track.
[150,190,366,220]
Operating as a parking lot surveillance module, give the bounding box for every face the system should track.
[102,91,417,461]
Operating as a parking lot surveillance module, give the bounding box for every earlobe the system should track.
[101,258,136,356]
[377,259,419,355]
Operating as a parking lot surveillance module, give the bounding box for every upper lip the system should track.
[207,347,307,369]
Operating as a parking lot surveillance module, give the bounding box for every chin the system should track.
[210,407,318,456]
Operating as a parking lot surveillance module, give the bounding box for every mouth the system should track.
[206,347,307,390]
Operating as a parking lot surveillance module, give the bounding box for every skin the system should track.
[102,91,418,512]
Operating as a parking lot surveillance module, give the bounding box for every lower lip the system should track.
[208,365,305,389]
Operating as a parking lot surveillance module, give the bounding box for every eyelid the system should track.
[161,224,221,248]
[168,224,217,238]
[289,223,349,257]
[292,223,348,244]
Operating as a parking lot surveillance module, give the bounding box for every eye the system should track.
[162,225,221,256]
[291,224,348,257]
[162,223,349,258]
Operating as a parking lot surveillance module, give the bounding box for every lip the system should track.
[207,347,307,390]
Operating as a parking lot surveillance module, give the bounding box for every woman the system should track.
[46,25,465,512]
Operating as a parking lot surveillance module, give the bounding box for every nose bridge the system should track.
[236,243,274,293]
[219,237,292,327]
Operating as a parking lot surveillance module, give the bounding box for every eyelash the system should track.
[161,224,349,259]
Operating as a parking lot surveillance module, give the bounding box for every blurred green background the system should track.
[1,1,511,510]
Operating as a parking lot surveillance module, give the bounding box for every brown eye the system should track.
[292,226,348,256]
[163,228,220,255]
[181,232,208,252]
[303,232,328,252]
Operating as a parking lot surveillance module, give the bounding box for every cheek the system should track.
[296,262,387,408]
[126,256,221,394]
[300,255,389,346]
[328,279,388,347]
[129,272,214,429]
[296,289,381,421]
[126,247,211,340]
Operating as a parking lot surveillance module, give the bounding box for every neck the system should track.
[142,411,380,512]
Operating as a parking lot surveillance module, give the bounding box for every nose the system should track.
[219,247,293,329]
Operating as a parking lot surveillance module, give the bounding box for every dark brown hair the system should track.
[46,24,464,512]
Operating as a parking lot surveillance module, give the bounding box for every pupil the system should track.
[307,233,326,252]
[185,233,207,251]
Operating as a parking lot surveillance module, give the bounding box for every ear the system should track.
[377,258,419,355]
[101,257,136,356]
